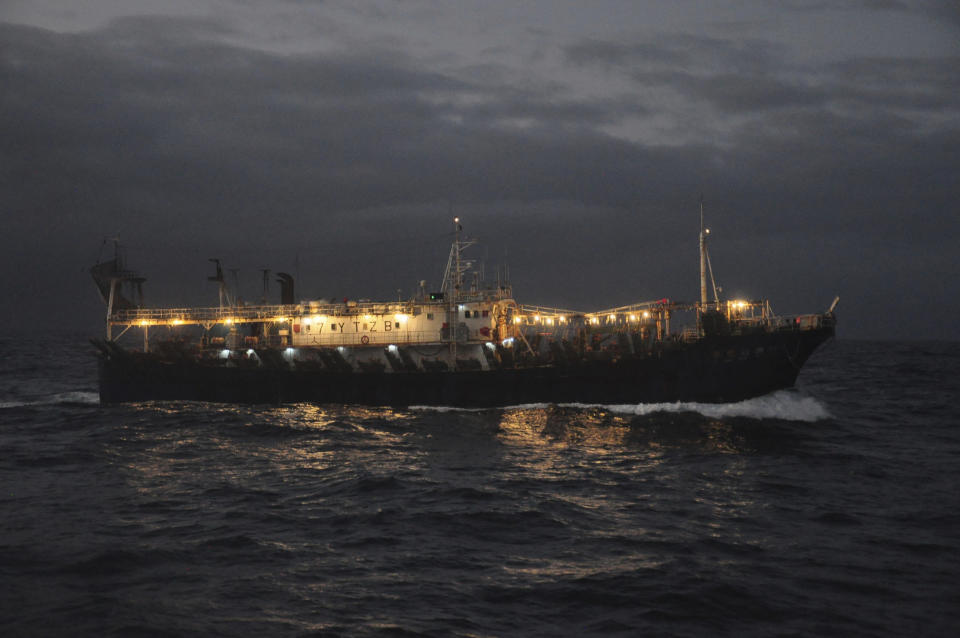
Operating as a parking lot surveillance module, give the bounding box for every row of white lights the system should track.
[514,311,653,325]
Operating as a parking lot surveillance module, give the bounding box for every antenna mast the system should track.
[699,198,708,308]
[698,198,721,325]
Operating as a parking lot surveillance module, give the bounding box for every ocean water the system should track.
[1,334,958,637]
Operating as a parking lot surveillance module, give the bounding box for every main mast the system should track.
[452,216,461,364]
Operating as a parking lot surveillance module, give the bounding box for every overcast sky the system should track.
[2,1,958,339]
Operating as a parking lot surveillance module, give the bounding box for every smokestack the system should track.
[276,273,294,305]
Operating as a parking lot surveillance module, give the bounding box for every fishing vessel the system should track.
[91,213,836,407]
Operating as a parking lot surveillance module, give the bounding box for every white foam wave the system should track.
[0,391,100,409]
[564,391,830,422]
[410,392,829,422]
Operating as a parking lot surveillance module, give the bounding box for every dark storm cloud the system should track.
[0,14,676,247]
[559,28,959,239]
[561,27,960,228]
[10,13,950,238]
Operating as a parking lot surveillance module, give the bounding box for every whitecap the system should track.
[0,391,101,409]
[563,391,830,422]
[409,392,829,422]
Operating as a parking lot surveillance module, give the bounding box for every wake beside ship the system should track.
[90,213,836,407]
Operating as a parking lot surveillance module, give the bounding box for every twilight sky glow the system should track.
[2,1,958,339]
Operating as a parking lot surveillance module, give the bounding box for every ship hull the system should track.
[95,327,833,407]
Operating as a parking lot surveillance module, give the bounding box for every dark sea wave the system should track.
[1,335,958,636]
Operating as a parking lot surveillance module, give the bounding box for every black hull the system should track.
[95,327,833,407]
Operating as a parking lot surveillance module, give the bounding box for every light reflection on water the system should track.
[109,398,811,563]
[114,400,807,489]
[500,407,625,447]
